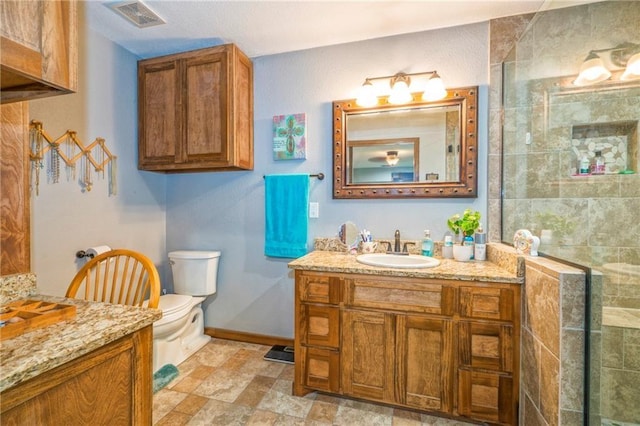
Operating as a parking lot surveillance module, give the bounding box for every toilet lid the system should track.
[158,294,192,316]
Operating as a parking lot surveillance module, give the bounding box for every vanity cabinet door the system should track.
[396,314,454,413]
[341,309,395,402]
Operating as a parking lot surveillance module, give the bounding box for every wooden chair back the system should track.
[66,249,161,309]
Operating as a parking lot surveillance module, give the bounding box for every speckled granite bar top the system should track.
[288,250,523,284]
[0,273,37,305]
[0,295,162,392]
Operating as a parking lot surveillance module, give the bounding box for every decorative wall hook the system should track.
[29,121,117,196]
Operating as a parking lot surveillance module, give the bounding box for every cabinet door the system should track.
[183,51,228,165]
[396,315,454,413]
[138,60,181,168]
[342,310,395,402]
[299,346,340,393]
[1,0,77,103]
[459,321,514,372]
[458,369,515,425]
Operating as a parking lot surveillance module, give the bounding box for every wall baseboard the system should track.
[205,327,293,347]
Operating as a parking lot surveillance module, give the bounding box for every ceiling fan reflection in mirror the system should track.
[368,150,400,166]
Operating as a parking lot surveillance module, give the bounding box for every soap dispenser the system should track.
[421,230,434,257]
[442,235,454,259]
[474,224,486,261]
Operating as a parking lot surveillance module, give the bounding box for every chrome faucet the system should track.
[394,230,401,253]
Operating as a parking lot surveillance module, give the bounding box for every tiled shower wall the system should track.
[490,2,640,426]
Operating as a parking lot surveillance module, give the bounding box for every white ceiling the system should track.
[85,0,589,59]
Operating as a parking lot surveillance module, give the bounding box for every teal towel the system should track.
[264,174,309,258]
[153,364,179,393]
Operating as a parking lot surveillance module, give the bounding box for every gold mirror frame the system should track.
[332,86,478,199]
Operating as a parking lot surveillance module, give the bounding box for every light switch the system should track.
[309,202,319,218]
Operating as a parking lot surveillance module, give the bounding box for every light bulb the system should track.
[388,74,413,105]
[422,73,447,101]
[573,53,611,86]
[621,52,640,80]
[356,79,378,107]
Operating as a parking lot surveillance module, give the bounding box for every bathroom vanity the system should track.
[289,250,523,426]
[0,291,161,425]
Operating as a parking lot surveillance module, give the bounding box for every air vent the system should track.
[109,1,165,28]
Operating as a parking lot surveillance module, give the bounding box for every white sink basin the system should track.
[356,253,441,269]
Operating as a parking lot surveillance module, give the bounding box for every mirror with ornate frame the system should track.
[332,86,478,199]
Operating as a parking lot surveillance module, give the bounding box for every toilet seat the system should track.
[155,294,193,326]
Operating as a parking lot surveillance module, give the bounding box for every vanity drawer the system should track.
[458,369,515,425]
[297,272,341,305]
[344,276,456,315]
[459,286,515,321]
[458,321,514,372]
[300,304,340,348]
[300,346,340,393]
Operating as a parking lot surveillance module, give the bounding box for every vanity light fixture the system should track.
[356,71,447,107]
[574,42,640,86]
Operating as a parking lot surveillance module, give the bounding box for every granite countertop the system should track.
[0,294,162,392]
[288,250,523,284]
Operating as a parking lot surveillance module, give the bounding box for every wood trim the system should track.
[0,36,42,79]
[0,102,30,275]
[132,326,153,424]
[205,327,293,347]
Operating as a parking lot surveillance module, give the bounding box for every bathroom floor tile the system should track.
[153,338,477,425]
[174,394,209,416]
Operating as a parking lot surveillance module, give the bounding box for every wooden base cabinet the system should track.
[294,270,520,426]
[1,326,153,425]
[138,43,253,172]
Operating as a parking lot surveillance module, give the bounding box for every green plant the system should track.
[447,209,481,244]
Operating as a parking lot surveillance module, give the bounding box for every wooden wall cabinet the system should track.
[0,0,78,104]
[1,326,153,425]
[294,270,521,426]
[138,44,254,172]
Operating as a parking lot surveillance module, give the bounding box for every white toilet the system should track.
[153,250,220,373]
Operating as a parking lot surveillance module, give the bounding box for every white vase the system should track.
[452,244,473,262]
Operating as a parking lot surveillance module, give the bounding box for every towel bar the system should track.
[263,173,324,180]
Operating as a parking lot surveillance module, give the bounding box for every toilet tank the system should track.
[168,250,221,296]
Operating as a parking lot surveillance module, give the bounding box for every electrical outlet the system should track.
[309,202,319,218]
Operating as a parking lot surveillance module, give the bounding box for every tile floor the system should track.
[153,338,475,425]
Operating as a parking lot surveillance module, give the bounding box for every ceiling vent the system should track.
[109,1,165,29]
